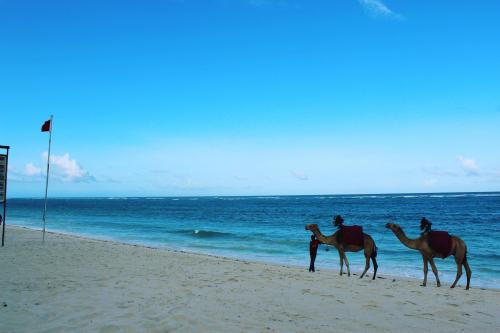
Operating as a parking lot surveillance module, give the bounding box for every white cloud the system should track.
[24,163,42,177]
[457,156,480,176]
[42,152,94,182]
[7,165,38,183]
[6,164,42,182]
[8,155,95,183]
[358,0,403,20]
[291,170,308,181]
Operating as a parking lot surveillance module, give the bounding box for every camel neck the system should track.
[310,228,331,245]
[393,228,419,250]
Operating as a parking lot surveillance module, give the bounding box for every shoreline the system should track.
[5,224,499,291]
[1,225,499,332]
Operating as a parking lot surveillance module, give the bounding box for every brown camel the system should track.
[385,223,471,290]
[304,224,378,279]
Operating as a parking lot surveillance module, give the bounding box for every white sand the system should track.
[0,226,498,333]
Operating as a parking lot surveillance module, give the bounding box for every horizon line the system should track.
[7,190,500,200]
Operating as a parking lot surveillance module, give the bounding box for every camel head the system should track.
[385,223,402,233]
[305,224,319,232]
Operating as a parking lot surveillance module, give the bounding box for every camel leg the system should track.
[343,254,351,277]
[421,256,428,287]
[429,258,441,287]
[359,255,370,279]
[451,256,463,289]
[338,250,344,276]
[371,255,378,280]
[463,258,472,290]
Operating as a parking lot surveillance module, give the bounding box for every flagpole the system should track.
[42,115,53,242]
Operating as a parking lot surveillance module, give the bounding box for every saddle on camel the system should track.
[420,218,452,258]
[334,215,364,247]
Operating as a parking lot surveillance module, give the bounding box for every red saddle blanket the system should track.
[338,225,364,247]
[428,231,452,258]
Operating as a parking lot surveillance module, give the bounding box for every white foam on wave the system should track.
[106,197,140,200]
[471,193,500,197]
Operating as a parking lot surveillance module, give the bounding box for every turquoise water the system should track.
[5,193,500,288]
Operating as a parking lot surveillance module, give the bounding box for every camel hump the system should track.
[337,225,364,247]
[428,231,452,258]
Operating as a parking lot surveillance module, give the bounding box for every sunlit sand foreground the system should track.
[1,226,498,333]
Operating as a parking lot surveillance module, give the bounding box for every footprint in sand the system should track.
[476,311,494,318]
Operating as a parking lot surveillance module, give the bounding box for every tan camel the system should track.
[385,223,471,290]
[304,224,378,279]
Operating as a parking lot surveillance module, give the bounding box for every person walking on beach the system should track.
[309,235,321,272]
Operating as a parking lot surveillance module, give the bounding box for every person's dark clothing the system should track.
[420,217,432,235]
[333,215,344,228]
[336,225,344,243]
[309,239,320,272]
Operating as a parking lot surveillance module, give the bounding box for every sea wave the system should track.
[170,229,235,239]
[470,193,500,197]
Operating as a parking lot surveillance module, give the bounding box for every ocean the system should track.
[4,192,500,289]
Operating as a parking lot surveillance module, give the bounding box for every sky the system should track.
[1,0,499,197]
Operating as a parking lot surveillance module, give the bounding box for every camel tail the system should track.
[372,245,378,258]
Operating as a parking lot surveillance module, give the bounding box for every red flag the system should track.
[41,120,51,132]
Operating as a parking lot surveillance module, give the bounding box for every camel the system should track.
[385,223,471,290]
[304,224,378,279]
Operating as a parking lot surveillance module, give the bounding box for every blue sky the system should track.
[1,0,499,197]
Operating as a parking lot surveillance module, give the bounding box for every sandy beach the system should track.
[0,226,498,333]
